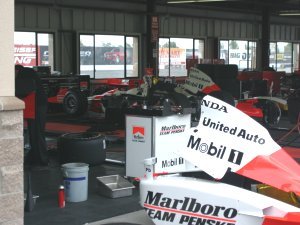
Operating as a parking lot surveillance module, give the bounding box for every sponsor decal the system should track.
[188,72,212,84]
[14,45,37,66]
[202,117,266,145]
[160,125,186,135]
[132,126,145,143]
[201,99,228,113]
[144,191,237,225]
[186,134,244,166]
[162,157,184,168]
[185,79,204,90]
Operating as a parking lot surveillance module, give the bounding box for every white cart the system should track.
[126,113,198,178]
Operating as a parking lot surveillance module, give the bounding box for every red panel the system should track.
[237,148,300,195]
[22,92,35,119]
[262,212,300,225]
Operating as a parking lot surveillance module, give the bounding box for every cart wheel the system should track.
[63,89,88,116]
[58,132,106,165]
[262,100,281,127]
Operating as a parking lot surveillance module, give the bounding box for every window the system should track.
[14,32,54,70]
[80,34,139,79]
[158,38,204,77]
[270,42,298,73]
[220,40,257,71]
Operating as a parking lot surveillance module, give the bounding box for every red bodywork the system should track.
[22,92,36,119]
[47,87,69,104]
[236,99,263,118]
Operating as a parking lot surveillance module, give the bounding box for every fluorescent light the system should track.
[279,10,300,16]
[168,0,227,3]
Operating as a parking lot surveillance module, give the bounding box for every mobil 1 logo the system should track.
[187,133,244,165]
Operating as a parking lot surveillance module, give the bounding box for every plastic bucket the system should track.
[61,163,89,202]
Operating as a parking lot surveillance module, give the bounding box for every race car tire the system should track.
[262,100,281,127]
[58,132,106,165]
[63,89,88,116]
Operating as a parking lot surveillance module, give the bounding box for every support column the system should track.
[0,0,25,224]
[261,7,270,70]
[146,0,159,75]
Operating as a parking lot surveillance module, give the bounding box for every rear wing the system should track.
[175,95,300,195]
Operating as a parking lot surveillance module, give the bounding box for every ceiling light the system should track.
[168,0,227,3]
[279,10,300,16]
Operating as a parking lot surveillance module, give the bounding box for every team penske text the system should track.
[144,191,237,225]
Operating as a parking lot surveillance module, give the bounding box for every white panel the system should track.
[125,115,153,178]
[37,7,50,29]
[73,10,84,30]
[24,6,37,28]
[84,10,95,31]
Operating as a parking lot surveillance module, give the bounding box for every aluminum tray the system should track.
[96,175,135,198]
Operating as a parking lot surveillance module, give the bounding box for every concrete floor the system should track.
[24,148,145,225]
[24,114,300,225]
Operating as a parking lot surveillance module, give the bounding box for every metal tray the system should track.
[96,175,135,198]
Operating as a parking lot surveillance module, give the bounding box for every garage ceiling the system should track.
[162,0,300,15]
[15,0,300,16]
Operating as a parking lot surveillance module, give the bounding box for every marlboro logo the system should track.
[132,126,145,143]
[144,191,237,224]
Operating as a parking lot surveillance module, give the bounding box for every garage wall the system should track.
[15,3,300,74]
[160,16,262,40]
[15,4,145,74]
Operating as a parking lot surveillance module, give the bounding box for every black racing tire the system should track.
[58,132,106,166]
[62,89,88,116]
[262,100,281,127]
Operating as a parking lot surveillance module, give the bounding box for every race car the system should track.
[139,95,300,225]
[89,67,282,128]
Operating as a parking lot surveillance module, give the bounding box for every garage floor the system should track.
[23,144,152,225]
[24,113,300,225]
